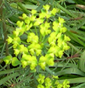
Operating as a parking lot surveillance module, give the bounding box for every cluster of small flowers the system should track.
[4,5,70,71]
[37,74,70,88]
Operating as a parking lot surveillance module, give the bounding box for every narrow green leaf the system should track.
[0,73,19,85]
[79,50,85,72]
[36,0,49,11]
[0,67,21,75]
[56,2,77,18]
[59,77,85,84]
[17,2,30,14]
[55,67,85,76]
[23,4,38,9]
[72,83,85,88]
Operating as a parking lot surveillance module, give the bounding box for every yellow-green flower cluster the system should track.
[21,54,37,70]
[37,74,70,88]
[4,4,70,70]
[48,17,70,58]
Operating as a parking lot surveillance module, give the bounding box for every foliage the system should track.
[0,0,85,88]
[37,74,70,88]
[4,4,70,88]
[4,4,70,70]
